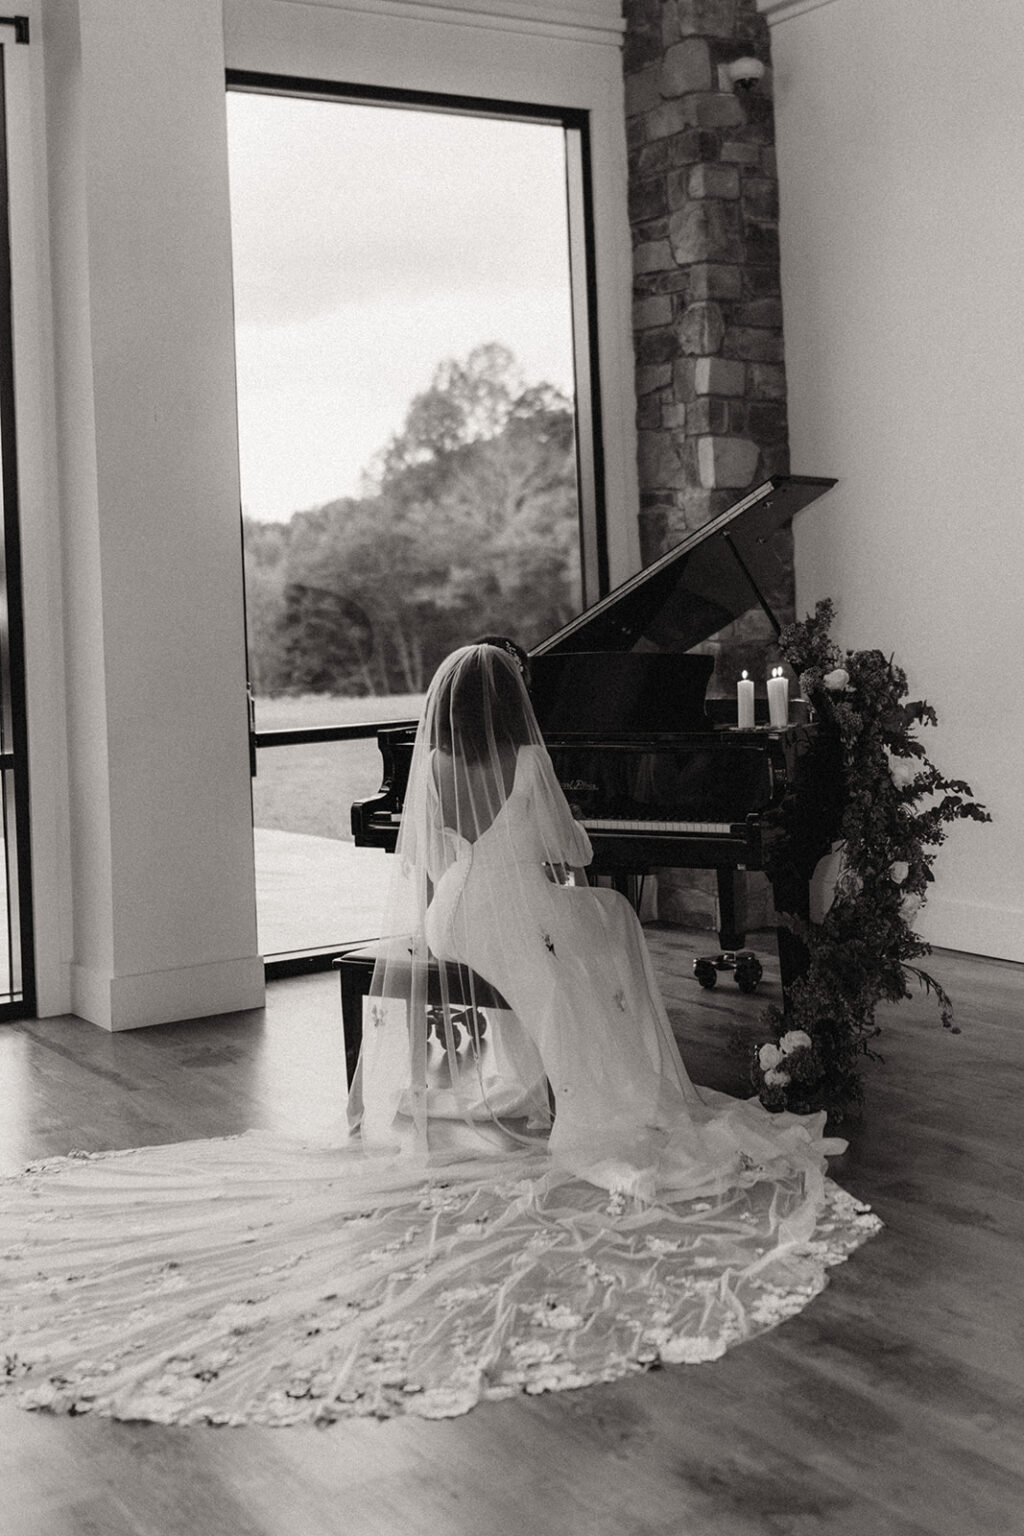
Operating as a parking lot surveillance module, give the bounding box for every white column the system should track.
[43,0,263,1027]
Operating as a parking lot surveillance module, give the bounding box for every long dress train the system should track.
[0,653,881,1426]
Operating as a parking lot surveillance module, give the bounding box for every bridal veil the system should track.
[349,640,576,1152]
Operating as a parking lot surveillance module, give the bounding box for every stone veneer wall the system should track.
[623,0,787,559]
[622,0,788,930]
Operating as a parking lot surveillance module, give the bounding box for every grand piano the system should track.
[352,475,841,996]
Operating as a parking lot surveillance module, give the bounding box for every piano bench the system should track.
[333,942,510,1087]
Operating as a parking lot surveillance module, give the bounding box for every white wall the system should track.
[762,0,1024,960]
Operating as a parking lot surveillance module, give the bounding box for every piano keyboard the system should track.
[580,817,733,835]
[379,812,734,835]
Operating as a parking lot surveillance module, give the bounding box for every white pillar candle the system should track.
[737,670,755,729]
[767,666,789,728]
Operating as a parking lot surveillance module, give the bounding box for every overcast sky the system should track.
[226,92,577,523]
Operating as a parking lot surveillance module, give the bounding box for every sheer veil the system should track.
[347,642,590,1157]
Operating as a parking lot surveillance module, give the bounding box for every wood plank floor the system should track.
[1,933,1022,1536]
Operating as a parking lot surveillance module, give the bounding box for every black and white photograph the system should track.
[0,1,1020,1532]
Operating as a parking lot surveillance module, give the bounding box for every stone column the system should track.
[623,0,787,563]
[622,0,788,932]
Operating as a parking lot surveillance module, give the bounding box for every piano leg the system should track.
[610,873,644,912]
[715,868,747,953]
[775,924,811,1007]
[769,868,813,1010]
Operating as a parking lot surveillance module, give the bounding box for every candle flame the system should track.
[741,670,748,679]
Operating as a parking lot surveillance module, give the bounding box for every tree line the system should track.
[244,344,581,697]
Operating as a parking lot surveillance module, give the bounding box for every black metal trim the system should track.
[226,69,588,131]
[238,506,258,782]
[253,720,416,751]
[264,932,384,980]
[574,113,609,598]
[264,947,365,981]
[0,17,27,45]
[0,46,34,1014]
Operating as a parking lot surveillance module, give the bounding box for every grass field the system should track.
[252,693,424,842]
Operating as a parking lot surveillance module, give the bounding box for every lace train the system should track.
[0,1130,880,1426]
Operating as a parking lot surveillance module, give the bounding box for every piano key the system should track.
[580,817,733,834]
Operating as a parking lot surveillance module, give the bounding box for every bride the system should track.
[358,641,845,1201]
[0,642,879,1426]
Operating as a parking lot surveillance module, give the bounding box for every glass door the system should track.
[0,33,34,1017]
[226,80,601,970]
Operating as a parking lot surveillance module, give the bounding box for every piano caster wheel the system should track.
[734,953,763,994]
[693,958,720,990]
[693,951,763,993]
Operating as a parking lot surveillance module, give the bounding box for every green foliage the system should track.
[751,599,991,1123]
[243,345,580,696]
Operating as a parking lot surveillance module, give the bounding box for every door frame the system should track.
[0,36,36,1019]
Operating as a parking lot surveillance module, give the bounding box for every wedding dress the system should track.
[0,645,879,1426]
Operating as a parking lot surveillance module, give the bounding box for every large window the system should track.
[226,80,603,967]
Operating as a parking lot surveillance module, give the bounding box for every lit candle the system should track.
[767,666,789,728]
[737,669,755,729]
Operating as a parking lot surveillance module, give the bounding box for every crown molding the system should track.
[757,0,846,24]
[255,0,626,46]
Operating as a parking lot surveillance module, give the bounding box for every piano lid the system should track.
[532,475,835,659]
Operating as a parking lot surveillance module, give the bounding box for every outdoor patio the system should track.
[254,827,394,959]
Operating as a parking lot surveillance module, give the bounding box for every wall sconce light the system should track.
[720,57,766,92]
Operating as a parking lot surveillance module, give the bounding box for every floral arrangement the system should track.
[751,599,990,1122]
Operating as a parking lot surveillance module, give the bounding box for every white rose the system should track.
[779,1029,812,1055]
[764,1069,791,1087]
[888,754,920,790]
[823,667,849,692]
[758,1043,781,1071]
[889,860,910,886]
[901,892,923,922]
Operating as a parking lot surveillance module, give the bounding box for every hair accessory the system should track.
[497,640,526,676]
[475,635,528,677]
